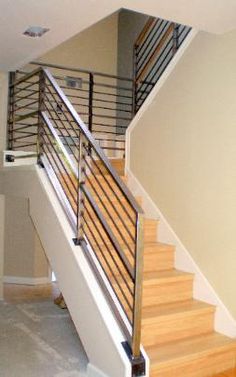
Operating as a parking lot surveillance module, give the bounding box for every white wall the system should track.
[129,29,236,319]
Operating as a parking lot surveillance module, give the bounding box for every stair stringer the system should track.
[125,167,236,339]
[0,163,138,377]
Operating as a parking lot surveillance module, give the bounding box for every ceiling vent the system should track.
[23,26,50,38]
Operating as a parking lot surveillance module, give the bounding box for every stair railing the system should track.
[133,17,191,112]
[8,67,145,376]
[14,62,134,158]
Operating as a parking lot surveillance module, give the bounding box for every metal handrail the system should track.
[31,61,133,82]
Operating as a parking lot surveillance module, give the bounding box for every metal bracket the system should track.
[37,158,45,168]
[72,237,87,246]
[122,341,146,377]
[72,238,81,246]
[5,154,15,162]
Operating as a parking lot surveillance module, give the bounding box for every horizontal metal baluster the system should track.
[135,17,157,49]
[12,142,37,149]
[45,85,83,135]
[92,121,128,129]
[93,90,133,100]
[82,217,133,323]
[87,152,137,228]
[84,160,135,226]
[81,231,133,322]
[91,104,132,114]
[136,23,174,83]
[81,184,134,279]
[136,41,173,106]
[82,207,134,298]
[43,95,80,158]
[95,137,125,143]
[40,139,77,213]
[98,146,125,152]
[14,81,40,96]
[92,129,124,136]
[14,91,38,103]
[90,112,132,122]
[136,20,168,68]
[40,112,78,179]
[43,101,79,162]
[15,99,39,112]
[83,168,136,251]
[9,133,37,142]
[84,163,135,229]
[8,124,38,132]
[137,47,173,107]
[136,18,160,55]
[93,97,133,107]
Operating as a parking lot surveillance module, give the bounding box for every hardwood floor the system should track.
[3,283,236,377]
[215,370,236,377]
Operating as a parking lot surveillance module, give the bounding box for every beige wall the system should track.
[2,13,120,284]
[4,196,49,279]
[0,72,7,297]
[0,72,49,284]
[130,30,236,318]
[37,12,118,74]
[0,195,4,299]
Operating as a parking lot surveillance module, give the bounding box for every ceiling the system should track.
[1,0,236,71]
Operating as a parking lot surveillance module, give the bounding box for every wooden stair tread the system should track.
[87,174,127,183]
[84,216,157,229]
[142,299,215,320]
[143,241,174,253]
[143,269,194,284]
[146,333,236,366]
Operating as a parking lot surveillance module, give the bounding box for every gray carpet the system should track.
[0,299,88,377]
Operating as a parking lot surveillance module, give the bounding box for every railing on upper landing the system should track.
[133,17,191,112]
[12,62,134,158]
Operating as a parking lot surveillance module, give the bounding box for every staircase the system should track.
[94,159,236,376]
[5,18,236,375]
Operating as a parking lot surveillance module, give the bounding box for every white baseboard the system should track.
[126,167,236,338]
[3,275,51,285]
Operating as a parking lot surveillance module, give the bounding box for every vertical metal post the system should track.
[132,46,138,116]
[88,73,94,133]
[77,132,86,242]
[132,213,144,359]
[8,72,16,150]
[172,23,180,55]
[37,70,46,164]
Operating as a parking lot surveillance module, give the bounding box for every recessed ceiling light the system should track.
[23,26,50,38]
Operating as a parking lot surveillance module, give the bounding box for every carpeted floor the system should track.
[0,299,88,377]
